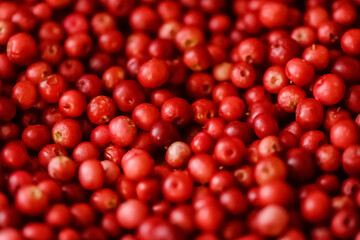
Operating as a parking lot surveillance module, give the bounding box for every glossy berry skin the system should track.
[52,119,82,149]
[313,74,345,106]
[59,90,87,118]
[259,2,288,28]
[214,136,246,166]
[113,80,145,112]
[87,96,116,125]
[48,156,76,181]
[341,29,360,55]
[12,81,37,110]
[218,96,245,122]
[330,119,359,149]
[188,154,217,184]
[296,98,323,131]
[108,116,137,147]
[117,199,148,229]
[301,190,331,223]
[7,33,37,66]
[1,141,29,170]
[121,149,154,181]
[255,205,289,237]
[161,97,193,127]
[341,142,360,175]
[15,185,49,216]
[64,33,92,57]
[138,58,169,88]
[132,103,161,131]
[78,159,104,190]
[22,125,51,151]
[285,58,315,87]
[163,171,193,202]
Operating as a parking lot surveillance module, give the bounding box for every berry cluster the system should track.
[0,0,360,240]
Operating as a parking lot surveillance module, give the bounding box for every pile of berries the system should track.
[1,0,360,239]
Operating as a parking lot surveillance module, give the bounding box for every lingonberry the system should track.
[214,136,246,166]
[117,199,148,229]
[45,204,72,227]
[150,121,180,148]
[315,144,341,172]
[72,141,99,163]
[87,95,116,125]
[52,119,82,148]
[188,154,217,184]
[163,171,193,202]
[300,130,328,154]
[192,99,217,124]
[344,85,360,113]
[296,98,323,130]
[331,55,360,84]
[219,188,247,214]
[165,141,191,168]
[258,1,288,28]
[12,80,38,110]
[78,159,104,190]
[313,74,345,106]
[330,119,359,149]
[39,74,67,103]
[161,97,193,127]
[301,190,331,223]
[15,185,49,215]
[286,148,316,184]
[341,29,360,55]
[108,116,137,147]
[342,145,360,177]
[22,124,51,150]
[76,74,103,98]
[331,210,360,239]
[64,33,92,57]
[121,149,154,181]
[302,44,330,70]
[7,33,37,66]
[263,66,288,94]
[255,205,289,237]
[113,80,146,112]
[190,131,215,154]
